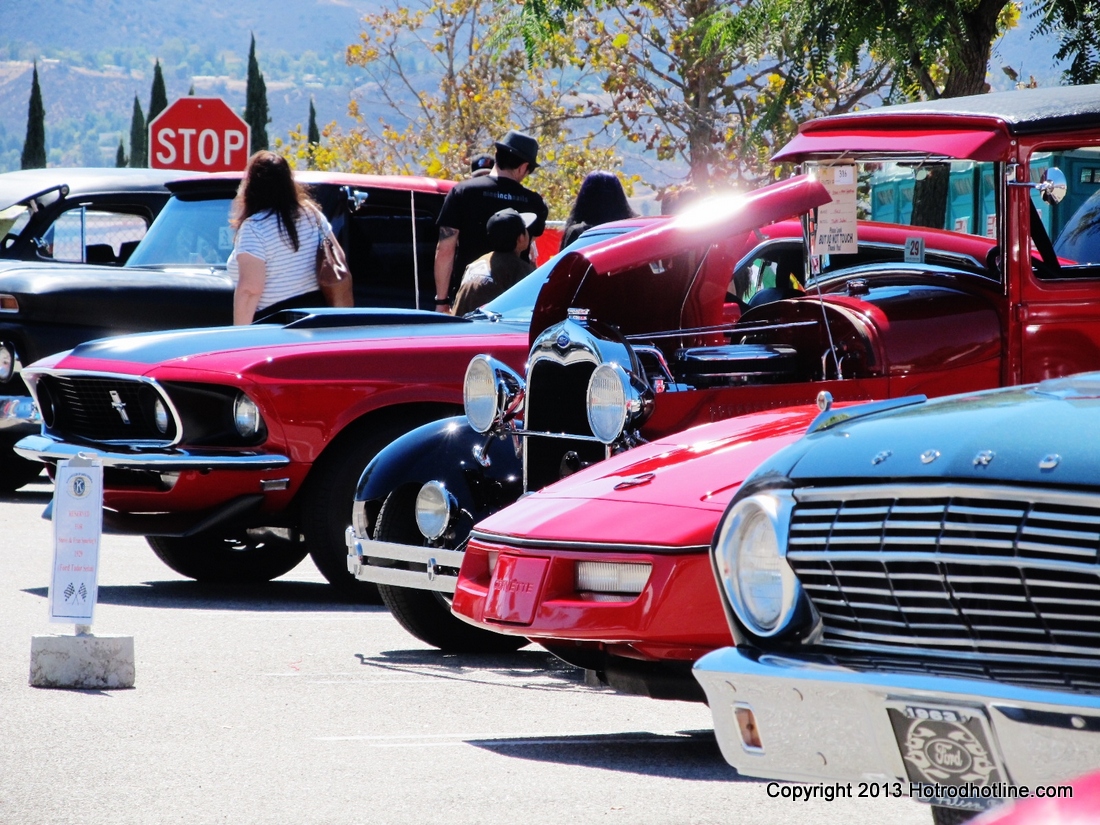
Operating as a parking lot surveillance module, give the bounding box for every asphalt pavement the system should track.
[0,476,934,825]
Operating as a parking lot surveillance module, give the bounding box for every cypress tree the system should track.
[20,62,46,169]
[187,83,195,95]
[128,95,146,167]
[244,34,269,153]
[148,59,168,123]
[307,97,320,169]
[115,138,127,168]
[308,98,320,145]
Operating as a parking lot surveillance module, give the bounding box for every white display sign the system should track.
[814,164,859,255]
[49,458,103,624]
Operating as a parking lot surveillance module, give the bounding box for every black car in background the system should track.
[0,170,452,490]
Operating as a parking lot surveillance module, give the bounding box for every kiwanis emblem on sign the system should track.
[898,715,1000,785]
[68,473,91,498]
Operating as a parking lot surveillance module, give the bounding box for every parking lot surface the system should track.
[0,478,933,825]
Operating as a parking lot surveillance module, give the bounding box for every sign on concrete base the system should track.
[30,454,135,689]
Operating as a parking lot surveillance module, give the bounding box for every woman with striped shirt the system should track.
[228,151,338,324]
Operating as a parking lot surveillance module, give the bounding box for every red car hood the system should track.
[475,405,822,549]
[530,175,830,338]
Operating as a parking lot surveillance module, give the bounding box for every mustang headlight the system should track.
[233,392,263,438]
[714,492,798,637]
[463,355,525,435]
[586,362,651,445]
[414,480,455,540]
[0,343,14,383]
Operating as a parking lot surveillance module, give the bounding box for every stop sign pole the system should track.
[148,97,251,173]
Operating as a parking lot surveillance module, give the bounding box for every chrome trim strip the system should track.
[27,367,185,448]
[13,434,288,470]
[471,529,709,555]
[787,548,1100,573]
[794,482,1100,509]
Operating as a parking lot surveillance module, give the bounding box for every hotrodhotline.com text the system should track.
[765,781,1075,803]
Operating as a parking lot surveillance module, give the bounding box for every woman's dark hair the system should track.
[562,171,635,245]
[230,150,315,251]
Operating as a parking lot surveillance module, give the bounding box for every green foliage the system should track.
[244,34,270,152]
[1033,1,1100,84]
[20,63,46,169]
[149,59,169,122]
[129,95,146,167]
[308,98,320,145]
[115,138,127,167]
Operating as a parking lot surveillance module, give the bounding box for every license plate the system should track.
[887,703,1007,791]
[483,555,549,625]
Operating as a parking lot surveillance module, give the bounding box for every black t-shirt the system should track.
[437,175,549,291]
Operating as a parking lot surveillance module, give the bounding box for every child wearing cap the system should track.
[451,208,537,315]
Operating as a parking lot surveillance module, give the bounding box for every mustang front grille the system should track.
[786,485,1100,666]
[37,374,176,444]
[523,357,604,491]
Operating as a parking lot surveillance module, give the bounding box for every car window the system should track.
[42,207,151,263]
[0,204,31,240]
[478,227,633,323]
[125,196,234,267]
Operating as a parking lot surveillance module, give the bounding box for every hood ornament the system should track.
[871,450,892,465]
[566,307,590,323]
[920,449,940,465]
[1039,454,1061,471]
[973,450,995,467]
[614,472,656,490]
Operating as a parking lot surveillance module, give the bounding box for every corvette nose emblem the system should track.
[109,390,130,424]
[1039,454,1061,471]
[920,449,940,465]
[614,472,656,490]
[871,450,892,465]
[973,450,995,467]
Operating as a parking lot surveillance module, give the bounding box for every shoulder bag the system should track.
[314,211,353,307]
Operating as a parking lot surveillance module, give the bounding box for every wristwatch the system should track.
[434,296,452,307]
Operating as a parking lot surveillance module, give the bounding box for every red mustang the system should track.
[357,84,1100,685]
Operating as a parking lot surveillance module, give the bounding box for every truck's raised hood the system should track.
[529,175,830,339]
[475,406,820,549]
[784,374,1100,488]
[42,309,519,372]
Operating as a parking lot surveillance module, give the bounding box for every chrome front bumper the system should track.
[0,394,40,433]
[14,434,290,470]
[345,527,462,593]
[694,647,1100,805]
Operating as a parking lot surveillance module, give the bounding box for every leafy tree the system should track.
[244,34,270,153]
[20,62,46,169]
[1034,1,1100,84]
[561,0,891,186]
[128,95,146,167]
[115,138,127,168]
[284,0,632,216]
[148,59,168,122]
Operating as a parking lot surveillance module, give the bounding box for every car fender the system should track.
[354,415,523,534]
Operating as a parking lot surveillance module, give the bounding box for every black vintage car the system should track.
[0,170,452,490]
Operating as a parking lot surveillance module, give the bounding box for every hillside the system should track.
[0,0,1074,176]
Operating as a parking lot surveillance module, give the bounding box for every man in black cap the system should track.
[433,130,549,312]
[451,208,537,315]
[469,154,494,177]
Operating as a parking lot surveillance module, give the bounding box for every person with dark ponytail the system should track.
[561,171,635,248]
[229,150,339,324]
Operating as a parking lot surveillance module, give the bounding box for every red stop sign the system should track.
[148,97,251,173]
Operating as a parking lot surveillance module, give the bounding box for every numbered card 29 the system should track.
[50,460,103,623]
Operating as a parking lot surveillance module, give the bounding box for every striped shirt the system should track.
[227,208,331,310]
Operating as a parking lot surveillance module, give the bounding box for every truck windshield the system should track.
[125,196,234,267]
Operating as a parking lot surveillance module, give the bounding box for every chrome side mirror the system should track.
[1038,167,1067,205]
